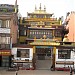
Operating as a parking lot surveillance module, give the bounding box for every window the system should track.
[6,20,10,28]
[32,31,34,34]
[45,22,50,25]
[55,30,61,37]
[17,50,21,57]
[6,37,10,44]
[20,30,25,36]
[34,31,36,35]
[0,34,10,44]
[58,49,71,59]
[1,44,5,49]
[17,49,30,58]
[2,56,9,67]
[30,31,32,34]
[6,44,10,49]
[1,37,10,44]
[2,20,6,28]
[29,30,53,39]
[46,30,53,38]
[0,20,10,28]
[1,37,6,44]
[0,44,10,49]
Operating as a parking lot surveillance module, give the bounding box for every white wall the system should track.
[55,49,75,68]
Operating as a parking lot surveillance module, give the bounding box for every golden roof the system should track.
[28,3,53,15]
[28,10,53,15]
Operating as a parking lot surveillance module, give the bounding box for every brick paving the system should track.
[0,69,70,75]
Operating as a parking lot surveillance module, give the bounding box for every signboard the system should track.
[0,50,11,56]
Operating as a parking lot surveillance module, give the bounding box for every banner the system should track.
[0,50,11,56]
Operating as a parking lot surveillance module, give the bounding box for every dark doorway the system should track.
[37,54,45,60]
[0,56,2,67]
[36,47,53,69]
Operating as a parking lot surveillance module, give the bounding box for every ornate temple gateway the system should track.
[12,4,75,70]
[16,4,62,70]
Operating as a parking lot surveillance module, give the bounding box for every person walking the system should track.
[74,67,75,75]
[70,66,73,75]
[15,71,18,75]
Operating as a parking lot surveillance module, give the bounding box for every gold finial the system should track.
[44,5,46,11]
[35,5,37,10]
[39,3,41,10]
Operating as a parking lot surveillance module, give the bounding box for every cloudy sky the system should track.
[0,0,75,19]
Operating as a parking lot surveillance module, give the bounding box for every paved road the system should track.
[18,70,70,75]
[0,69,70,75]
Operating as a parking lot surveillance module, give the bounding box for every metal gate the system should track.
[35,47,53,70]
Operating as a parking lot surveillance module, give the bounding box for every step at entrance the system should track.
[36,60,52,70]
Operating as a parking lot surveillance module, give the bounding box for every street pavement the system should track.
[0,69,70,75]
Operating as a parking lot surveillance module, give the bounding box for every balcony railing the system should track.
[0,28,10,33]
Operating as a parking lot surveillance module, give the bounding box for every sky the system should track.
[0,0,75,19]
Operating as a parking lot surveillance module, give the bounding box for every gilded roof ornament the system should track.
[35,5,37,10]
[44,5,46,11]
[39,3,41,10]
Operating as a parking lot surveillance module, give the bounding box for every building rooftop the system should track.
[27,3,53,16]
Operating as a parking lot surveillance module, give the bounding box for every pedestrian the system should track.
[70,66,73,75]
[74,68,75,75]
[50,65,53,71]
[15,71,18,75]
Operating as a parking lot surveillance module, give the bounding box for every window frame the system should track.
[58,49,71,59]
